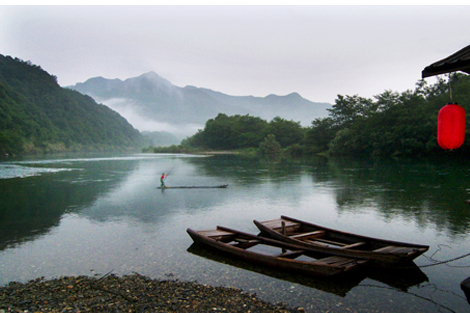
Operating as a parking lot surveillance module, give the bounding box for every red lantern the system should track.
[437,103,466,150]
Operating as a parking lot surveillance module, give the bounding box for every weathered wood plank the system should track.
[373,246,417,254]
[312,238,347,247]
[340,242,366,250]
[290,230,326,240]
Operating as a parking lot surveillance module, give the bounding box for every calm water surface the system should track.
[1,153,470,312]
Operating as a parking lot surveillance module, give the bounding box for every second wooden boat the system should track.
[253,216,429,266]
[187,226,367,277]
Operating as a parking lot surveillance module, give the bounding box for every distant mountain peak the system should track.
[123,71,176,95]
[141,71,159,78]
[68,72,332,134]
[265,92,302,99]
[287,92,301,98]
[138,71,168,82]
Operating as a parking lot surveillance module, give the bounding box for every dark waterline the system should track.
[1,153,469,312]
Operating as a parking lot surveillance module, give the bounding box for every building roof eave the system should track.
[422,44,470,78]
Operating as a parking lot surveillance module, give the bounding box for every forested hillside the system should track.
[0,55,144,155]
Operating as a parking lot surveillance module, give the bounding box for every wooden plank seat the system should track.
[315,256,362,267]
[290,230,326,240]
[288,232,364,249]
[234,238,260,244]
[264,219,298,228]
[309,237,348,247]
[229,238,261,248]
[340,242,366,249]
[203,229,234,237]
[202,230,236,241]
[272,223,300,232]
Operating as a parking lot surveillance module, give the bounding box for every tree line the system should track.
[308,73,470,156]
[145,114,305,156]
[147,73,470,157]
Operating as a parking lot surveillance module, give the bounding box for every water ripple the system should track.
[0,164,74,180]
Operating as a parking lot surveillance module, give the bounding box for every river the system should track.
[1,152,469,312]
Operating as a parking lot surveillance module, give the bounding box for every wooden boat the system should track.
[187,226,367,277]
[253,216,429,266]
[187,243,428,294]
[157,184,228,189]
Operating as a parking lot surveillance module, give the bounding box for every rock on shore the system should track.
[0,273,303,312]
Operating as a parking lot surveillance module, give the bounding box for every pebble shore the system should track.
[0,274,304,312]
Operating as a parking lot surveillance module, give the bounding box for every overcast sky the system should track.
[1,5,470,104]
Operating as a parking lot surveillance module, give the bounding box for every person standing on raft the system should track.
[160,173,168,188]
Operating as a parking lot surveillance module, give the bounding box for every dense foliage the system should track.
[0,55,144,155]
[166,73,470,158]
[181,113,304,154]
[306,74,470,156]
[258,134,282,156]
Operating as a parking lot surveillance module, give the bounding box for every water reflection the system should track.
[0,155,148,250]
[185,154,303,185]
[0,154,235,251]
[3,154,470,250]
[1,153,470,312]
[0,169,125,250]
[365,264,428,292]
[187,243,365,297]
[78,157,231,223]
[307,156,470,237]
[3,154,470,243]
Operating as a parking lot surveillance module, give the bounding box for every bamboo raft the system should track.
[157,184,228,189]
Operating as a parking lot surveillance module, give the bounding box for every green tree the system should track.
[195,113,268,150]
[304,117,336,154]
[327,95,373,128]
[266,116,305,148]
[259,134,281,156]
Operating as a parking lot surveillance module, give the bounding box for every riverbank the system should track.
[0,273,303,312]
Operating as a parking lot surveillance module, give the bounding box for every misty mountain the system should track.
[67,72,331,137]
